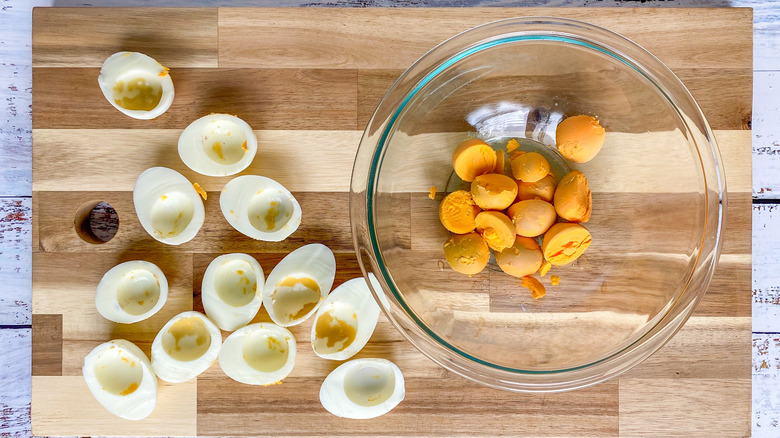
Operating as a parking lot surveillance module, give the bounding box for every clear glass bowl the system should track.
[350,17,725,392]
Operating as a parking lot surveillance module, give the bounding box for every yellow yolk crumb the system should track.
[510,152,550,183]
[521,276,546,299]
[506,199,556,238]
[506,138,520,153]
[443,232,490,275]
[452,139,497,182]
[539,260,551,277]
[439,190,481,234]
[474,211,516,252]
[554,171,592,223]
[551,275,560,286]
[517,174,557,203]
[542,223,592,266]
[470,173,517,211]
[495,236,543,278]
[556,115,606,163]
[494,149,506,174]
[429,186,437,200]
[193,183,207,200]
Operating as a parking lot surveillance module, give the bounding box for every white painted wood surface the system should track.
[2,0,778,436]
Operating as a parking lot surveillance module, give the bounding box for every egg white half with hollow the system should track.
[202,253,264,331]
[219,323,296,385]
[220,175,301,242]
[95,260,168,324]
[82,339,157,420]
[179,114,258,177]
[98,52,174,120]
[263,244,336,327]
[151,311,221,383]
[134,167,205,246]
[320,358,405,419]
[311,277,380,361]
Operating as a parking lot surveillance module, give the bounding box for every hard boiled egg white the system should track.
[98,52,174,120]
[134,167,205,245]
[202,253,264,331]
[320,358,405,419]
[219,323,296,385]
[263,244,336,327]
[311,277,380,361]
[151,311,221,383]
[220,175,302,242]
[95,260,168,324]
[179,114,258,177]
[82,339,157,420]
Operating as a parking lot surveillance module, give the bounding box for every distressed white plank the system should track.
[0,198,31,325]
[753,203,780,332]
[754,334,780,437]
[0,329,31,438]
[753,71,780,198]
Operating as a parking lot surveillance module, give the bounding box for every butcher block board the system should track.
[31,7,752,437]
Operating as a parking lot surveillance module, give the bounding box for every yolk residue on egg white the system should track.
[542,222,592,266]
[553,170,592,223]
[272,276,322,323]
[438,190,481,234]
[162,316,212,362]
[452,139,497,182]
[470,173,517,211]
[150,192,195,238]
[112,76,163,111]
[116,268,160,315]
[214,259,257,307]
[242,331,289,373]
[556,115,606,164]
[314,307,358,354]
[94,350,143,397]
[202,119,249,165]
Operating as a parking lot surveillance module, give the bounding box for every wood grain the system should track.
[32,8,219,68]
[31,314,61,376]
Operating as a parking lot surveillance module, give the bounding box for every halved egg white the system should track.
[179,114,258,177]
[151,311,221,383]
[263,244,336,327]
[320,358,405,419]
[82,339,157,420]
[202,253,265,331]
[219,323,296,385]
[134,167,205,246]
[96,260,168,324]
[220,175,301,242]
[311,277,380,361]
[98,52,174,120]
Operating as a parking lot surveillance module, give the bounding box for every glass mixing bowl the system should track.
[350,17,725,392]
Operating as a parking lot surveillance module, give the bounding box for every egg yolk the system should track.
[506,138,520,153]
[443,232,490,275]
[551,275,560,286]
[314,306,358,354]
[452,139,497,182]
[470,173,518,211]
[495,236,543,278]
[507,199,557,238]
[272,276,322,323]
[517,174,557,203]
[542,223,592,266]
[494,149,506,174]
[474,211,516,252]
[521,276,546,299]
[162,316,212,362]
[553,171,592,223]
[539,260,552,277]
[510,152,550,183]
[438,190,481,234]
[555,115,606,164]
[112,75,163,111]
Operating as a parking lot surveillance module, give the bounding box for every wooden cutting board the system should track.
[30,7,752,437]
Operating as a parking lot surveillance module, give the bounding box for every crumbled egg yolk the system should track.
[556,115,606,164]
[470,173,517,211]
[510,151,550,183]
[474,211,516,252]
[506,138,520,153]
[550,275,560,286]
[495,236,543,278]
[542,223,592,266]
[112,77,163,111]
[539,260,552,277]
[521,276,546,299]
[553,171,592,223]
[517,174,557,203]
[443,232,490,275]
[452,139,497,182]
[193,182,207,200]
[506,199,557,238]
[438,190,481,234]
[429,186,437,200]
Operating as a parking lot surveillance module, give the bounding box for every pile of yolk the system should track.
[517,174,556,203]
[555,115,606,164]
[471,173,517,210]
[495,236,543,278]
[510,152,550,183]
[553,171,592,223]
[507,199,556,238]
[542,223,592,266]
[439,190,481,234]
[474,211,516,252]
[443,233,490,275]
[452,139,497,182]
